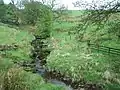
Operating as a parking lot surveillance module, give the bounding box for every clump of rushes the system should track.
[3,68,65,90]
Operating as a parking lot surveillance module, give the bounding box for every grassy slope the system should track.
[83,24,120,49]
[0,24,65,90]
[53,21,76,30]
[47,28,110,82]
[0,24,34,63]
[47,10,120,89]
[67,10,84,17]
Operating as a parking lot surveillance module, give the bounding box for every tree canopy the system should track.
[73,0,120,41]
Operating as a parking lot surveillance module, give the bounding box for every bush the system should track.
[2,68,64,90]
[35,5,53,39]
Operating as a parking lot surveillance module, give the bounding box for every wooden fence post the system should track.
[87,40,91,53]
[108,48,110,55]
[89,43,120,55]
[98,45,99,53]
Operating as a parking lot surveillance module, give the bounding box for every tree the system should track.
[53,4,68,21]
[3,3,19,25]
[35,5,53,38]
[73,0,120,26]
[0,0,20,25]
[40,0,68,21]
[49,0,68,21]
[23,1,43,25]
[0,0,6,22]
[73,0,120,41]
[0,0,4,4]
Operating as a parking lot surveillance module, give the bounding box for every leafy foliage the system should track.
[23,1,43,25]
[35,5,53,39]
[0,2,19,25]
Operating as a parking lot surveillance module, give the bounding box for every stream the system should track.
[35,56,73,90]
[34,57,103,90]
[30,37,73,89]
[23,52,103,90]
[30,37,102,90]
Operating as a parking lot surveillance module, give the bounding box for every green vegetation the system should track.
[67,10,84,16]
[0,24,65,90]
[53,21,76,30]
[0,24,34,63]
[1,0,120,90]
[46,10,120,90]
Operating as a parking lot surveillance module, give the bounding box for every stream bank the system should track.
[30,36,73,90]
[27,37,103,90]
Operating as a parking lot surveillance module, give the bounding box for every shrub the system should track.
[2,68,64,90]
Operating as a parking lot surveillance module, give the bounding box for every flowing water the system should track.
[35,56,73,90]
[31,38,102,90]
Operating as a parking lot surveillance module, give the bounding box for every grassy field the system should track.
[0,25,34,63]
[53,21,76,30]
[46,10,120,89]
[67,10,84,17]
[47,28,111,82]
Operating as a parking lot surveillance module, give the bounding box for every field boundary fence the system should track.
[89,43,120,55]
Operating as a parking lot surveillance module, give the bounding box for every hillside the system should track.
[0,24,65,90]
[0,0,120,89]
[46,10,120,90]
